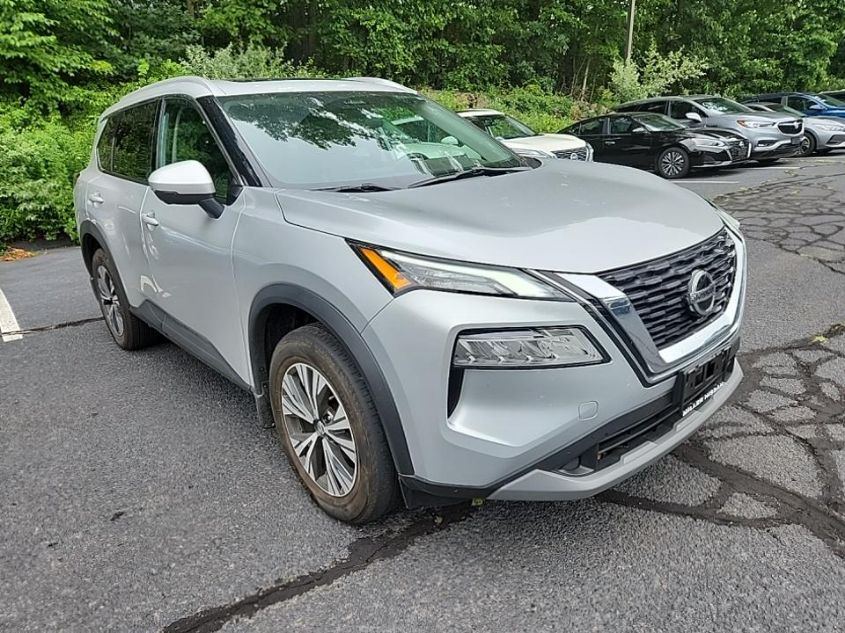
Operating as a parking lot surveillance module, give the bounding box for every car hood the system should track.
[503,134,585,153]
[807,116,845,128]
[275,160,724,274]
[813,108,845,117]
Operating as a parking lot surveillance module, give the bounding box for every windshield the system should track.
[219,91,522,189]
[631,112,685,131]
[760,102,804,117]
[693,97,752,114]
[465,113,537,140]
[817,94,845,107]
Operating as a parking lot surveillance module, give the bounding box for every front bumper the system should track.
[750,136,802,158]
[362,227,746,505]
[819,131,845,150]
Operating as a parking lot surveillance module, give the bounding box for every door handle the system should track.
[605,140,616,145]
[141,213,159,227]
[88,193,104,205]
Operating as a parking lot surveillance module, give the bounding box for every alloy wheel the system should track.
[95,264,125,338]
[280,362,358,497]
[660,150,686,177]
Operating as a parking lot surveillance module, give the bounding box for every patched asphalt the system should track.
[2,155,845,632]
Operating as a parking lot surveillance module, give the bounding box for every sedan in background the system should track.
[457,109,593,161]
[744,102,845,156]
[560,112,750,179]
[822,89,845,101]
[744,92,845,120]
[616,95,803,163]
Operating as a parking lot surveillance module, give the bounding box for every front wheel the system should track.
[798,134,817,157]
[656,147,690,179]
[269,324,399,523]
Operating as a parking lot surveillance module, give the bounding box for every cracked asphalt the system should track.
[2,155,845,632]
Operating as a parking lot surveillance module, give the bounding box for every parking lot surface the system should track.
[2,156,845,632]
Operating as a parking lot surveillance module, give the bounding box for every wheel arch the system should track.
[248,284,414,477]
[79,219,109,274]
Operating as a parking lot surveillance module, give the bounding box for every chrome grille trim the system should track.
[595,230,736,349]
[539,226,746,384]
[553,146,590,161]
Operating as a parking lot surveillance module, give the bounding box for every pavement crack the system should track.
[161,504,475,633]
[1,316,103,337]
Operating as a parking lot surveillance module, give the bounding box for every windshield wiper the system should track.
[407,166,529,189]
[318,183,397,193]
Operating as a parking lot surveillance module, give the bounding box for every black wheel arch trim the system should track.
[78,219,110,274]
[248,284,414,477]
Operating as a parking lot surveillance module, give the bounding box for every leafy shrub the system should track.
[181,44,322,80]
[0,114,93,244]
[609,47,708,104]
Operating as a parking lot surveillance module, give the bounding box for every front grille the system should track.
[554,146,589,161]
[727,142,746,161]
[828,134,845,144]
[597,229,737,349]
[778,119,803,135]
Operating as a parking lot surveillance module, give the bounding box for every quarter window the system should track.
[110,102,158,182]
[786,96,812,111]
[578,118,605,136]
[157,99,233,200]
[96,118,115,172]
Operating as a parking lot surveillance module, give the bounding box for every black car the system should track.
[560,112,751,179]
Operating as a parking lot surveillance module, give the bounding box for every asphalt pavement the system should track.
[2,155,845,632]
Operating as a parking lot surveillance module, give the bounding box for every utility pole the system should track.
[625,0,636,63]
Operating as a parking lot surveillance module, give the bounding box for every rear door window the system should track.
[668,100,702,120]
[110,102,158,182]
[578,118,606,136]
[786,96,813,111]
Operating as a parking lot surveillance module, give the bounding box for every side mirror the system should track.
[441,135,459,146]
[808,103,824,111]
[632,126,648,134]
[685,111,703,124]
[149,160,223,219]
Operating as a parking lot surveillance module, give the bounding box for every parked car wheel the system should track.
[798,134,817,157]
[269,324,399,523]
[656,147,690,179]
[90,249,158,350]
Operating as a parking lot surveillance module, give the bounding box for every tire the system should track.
[656,147,690,179]
[90,249,158,350]
[798,133,817,157]
[755,158,780,165]
[269,324,399,523]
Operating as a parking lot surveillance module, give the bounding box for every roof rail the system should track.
[344,77,416,93]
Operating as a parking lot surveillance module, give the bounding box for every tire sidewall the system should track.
[269,327,389,523]
[90,249,131,348]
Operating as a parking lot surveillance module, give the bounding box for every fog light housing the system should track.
[453,327,606,368]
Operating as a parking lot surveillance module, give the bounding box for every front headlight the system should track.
[693,139,727,148]
[515,148,555,159]
[354,244,571,300]
[453,327,605,368]
[737,119,775,128]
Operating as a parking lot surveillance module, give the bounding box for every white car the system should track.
[458,109,593,161]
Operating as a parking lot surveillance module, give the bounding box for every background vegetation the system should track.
[2,0,845,247]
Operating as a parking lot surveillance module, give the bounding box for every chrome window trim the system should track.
[537,226,746,384]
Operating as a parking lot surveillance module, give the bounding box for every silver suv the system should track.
[617,95,803,163]
[74,76,746,523]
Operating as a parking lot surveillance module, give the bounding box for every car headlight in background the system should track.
[453,327,605,368]
[514,148,555,159]
[354,245,571,300]
[737,119,776,128]
[815,123,845,132]
[693,138,727,148]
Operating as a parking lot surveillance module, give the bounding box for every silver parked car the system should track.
[744,102,845,156]
[74,76,746,523]
[617,95,803,163]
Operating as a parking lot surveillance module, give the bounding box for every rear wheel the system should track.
[656,147,690,179]
[797,134,817,157]
[90,249,157,350]
[269,324,399,523]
